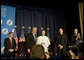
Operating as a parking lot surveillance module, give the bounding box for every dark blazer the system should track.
[55,34,67,50]
[4,37,16,57]
[26,33,36,49]
[55,34,67,58]
[71,34,81,45]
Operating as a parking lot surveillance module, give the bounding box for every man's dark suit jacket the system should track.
[55,34,67,58]
[26,33,36,50]
[71,34,81,45]
[56,34,67,48]
[4,37,16,57]
[55,34,67,53]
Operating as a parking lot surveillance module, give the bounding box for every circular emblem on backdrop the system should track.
[7,20,13,26]
[12,28,15,33]
[2,28,8,34]
[1,19,3,24]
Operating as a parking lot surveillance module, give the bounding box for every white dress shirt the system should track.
[33,34,37,42]
[36,36,50,52]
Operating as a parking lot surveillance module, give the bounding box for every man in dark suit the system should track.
[69,28,81,58]
[26,27,37,55]
[4,32,16,58]
[71,28,81,46]
[55,28,67,59]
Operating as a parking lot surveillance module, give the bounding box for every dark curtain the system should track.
[15,6,67,42]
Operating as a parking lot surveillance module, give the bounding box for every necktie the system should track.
[76,39,79,45]
[59,35,62,44]
[10,38,12,49]
[74,34,79,45]
[34,34,36,42]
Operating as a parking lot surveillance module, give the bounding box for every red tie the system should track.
[10,38,12,49]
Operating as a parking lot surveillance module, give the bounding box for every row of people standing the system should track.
[25,27,81,59]
[55,28,81,59]
[4,27,81,59]
[26,27,50,59]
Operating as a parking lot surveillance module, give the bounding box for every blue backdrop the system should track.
[1,5,16,55]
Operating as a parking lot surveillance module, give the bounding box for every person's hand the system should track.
[69,50,72,53]
[45,52,50,59]
[69,50,75,56]
[76,33,80,40]
[41,42,45,45]
[59,45,63,49]
[55,53,57,55]
[27,49,30,53]
[77,33,80,38]
[15,48,18,51]
[9,49,14,52]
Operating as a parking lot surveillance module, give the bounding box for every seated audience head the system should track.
[32,27,37,34]
[31,45,45,59]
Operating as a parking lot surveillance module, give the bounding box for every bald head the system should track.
[31,45,44,59]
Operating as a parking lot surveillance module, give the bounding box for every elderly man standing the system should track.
[26,27,37,56]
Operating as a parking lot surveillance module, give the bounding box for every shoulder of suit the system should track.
[5,37,9,40]
[27,33,32,36]
[63,34,67,37]
[63,34,67,36]
[27,33,31,35]
[4,38,10,42]
[56,34,60,37]
[13,38,15,40]
[72,34,74,36]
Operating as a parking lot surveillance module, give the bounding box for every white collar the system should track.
[9,37,11,39]
[9,37,13,39]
